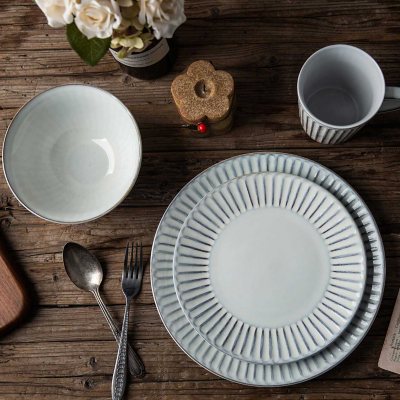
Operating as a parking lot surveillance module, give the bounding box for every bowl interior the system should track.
[3,85,141,223]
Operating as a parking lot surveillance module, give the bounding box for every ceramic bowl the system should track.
[3,85,142,224]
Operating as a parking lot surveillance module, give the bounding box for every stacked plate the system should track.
[150,153,385,386]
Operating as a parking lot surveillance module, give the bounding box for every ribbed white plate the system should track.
[151,153,385,386]
[174,172,366,364]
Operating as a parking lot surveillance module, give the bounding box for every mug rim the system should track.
[297,44,386,130]
[2,84,143,224]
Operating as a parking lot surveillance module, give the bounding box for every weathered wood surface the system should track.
[1,0,400,398]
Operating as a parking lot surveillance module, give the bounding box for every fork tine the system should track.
[129,242,134,278]
[134,242,139,278]
[138,242,144,281]
[123,242,130,278]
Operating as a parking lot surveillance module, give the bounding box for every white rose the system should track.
[139,0,186,39]
[35,0,74,28]
[75,0,122,39]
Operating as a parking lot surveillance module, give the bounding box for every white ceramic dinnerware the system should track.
[3,85,142,224]
[173,172,366,364]
[151,152,385,386]
[298,44,400,144]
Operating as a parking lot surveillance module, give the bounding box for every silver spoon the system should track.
[63,242,145,377]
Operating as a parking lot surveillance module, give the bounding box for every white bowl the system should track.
[3,85,142,224]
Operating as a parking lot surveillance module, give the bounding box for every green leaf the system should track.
[66,22,111,66]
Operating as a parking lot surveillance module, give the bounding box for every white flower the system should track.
[75,0,122,39]
[35,0,74,28]
[139,0,186,39]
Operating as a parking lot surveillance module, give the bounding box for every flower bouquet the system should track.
[36,0,186,78]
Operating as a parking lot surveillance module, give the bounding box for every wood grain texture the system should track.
[0,240,28,331]
[1,0,400,398]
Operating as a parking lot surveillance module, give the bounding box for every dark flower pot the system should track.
[110,38,176,80]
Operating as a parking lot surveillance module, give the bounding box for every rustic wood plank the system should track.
[0,237,399,308]
[4,0,400,19]
[1,42,400,97]
[0,378,398,400]
[15,254,400,307]
[0,336,394,380]
[2,6,400,50]
[0,148,399,210]
[3,103,400,153]
[2,41,400,78]
[0,336,399,399]
[0,292,396,344]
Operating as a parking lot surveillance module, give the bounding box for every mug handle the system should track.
[379,86,400,113]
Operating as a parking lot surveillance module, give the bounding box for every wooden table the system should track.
[1,1,400,398]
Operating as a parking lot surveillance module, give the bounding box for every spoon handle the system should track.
[93,290,145,377]
[112,297,130,400]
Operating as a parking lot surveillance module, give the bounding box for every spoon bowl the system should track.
[63,242,103,292]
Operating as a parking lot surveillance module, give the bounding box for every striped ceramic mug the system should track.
[297,45,400,144]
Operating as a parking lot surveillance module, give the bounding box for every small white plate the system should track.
[3,85,142,224]
[174,172,366,364]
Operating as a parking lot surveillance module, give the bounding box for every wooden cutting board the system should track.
[0,241,29,333]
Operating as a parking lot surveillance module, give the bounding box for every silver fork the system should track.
[112,242,144,400]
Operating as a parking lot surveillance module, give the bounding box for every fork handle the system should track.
[112,298,130,400]
[93,290,145,377]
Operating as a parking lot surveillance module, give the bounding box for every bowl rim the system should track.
[2,84,142,225]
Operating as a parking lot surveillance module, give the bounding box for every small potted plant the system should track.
[35,0,186,79]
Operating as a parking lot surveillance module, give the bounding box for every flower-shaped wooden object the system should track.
[171,61,235,130]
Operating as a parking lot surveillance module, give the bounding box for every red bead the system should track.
[197,122,207,134]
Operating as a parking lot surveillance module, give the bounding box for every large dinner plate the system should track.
[150,153,385,386]
[173,172,366,364]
